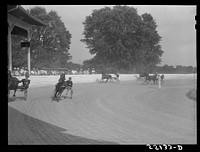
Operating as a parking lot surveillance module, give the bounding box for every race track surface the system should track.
[8,79,196,144]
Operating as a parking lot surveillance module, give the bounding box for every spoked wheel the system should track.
[65,88,73,99]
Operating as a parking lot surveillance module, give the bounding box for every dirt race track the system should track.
[8,79,196,145]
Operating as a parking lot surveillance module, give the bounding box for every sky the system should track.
[22,5,196,67]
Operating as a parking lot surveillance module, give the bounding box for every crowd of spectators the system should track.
[11,67,97,76]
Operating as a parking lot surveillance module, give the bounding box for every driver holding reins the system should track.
[55,72,66,91]
[65,77,73,99]
[18,71,31,91]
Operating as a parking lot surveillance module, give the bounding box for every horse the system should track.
[144,73,158,84]
[8,72,20,97]
[139,72,149,79]
[101,73,112,83]
[53,81,73,99]
[112,73,120,81]
[53,85,66,99]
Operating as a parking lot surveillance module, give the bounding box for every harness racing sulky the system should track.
[52,76,73,101]
[8,70,30,101]
[99,73,113,83]
[143,73,158,84]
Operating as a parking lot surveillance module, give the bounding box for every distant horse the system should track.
[101,73,112,83]
[144,73,158,84]
[112,73,119,81]
[8,72,20,97]
[139,72,149,79]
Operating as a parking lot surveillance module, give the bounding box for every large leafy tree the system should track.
[81,5,163,73]
[11,6,72,69]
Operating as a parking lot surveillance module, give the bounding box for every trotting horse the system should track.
[101,73,112,83]
[112,73,119,81]
[139,72,149,79]
[53,85,66,99]
[144,73,158,84]
[53,81,73,100]
[8,71,20,97]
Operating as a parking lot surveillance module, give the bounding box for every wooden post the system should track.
[27,29,31,75]
[7,16,24,72]
[8,27,12,71]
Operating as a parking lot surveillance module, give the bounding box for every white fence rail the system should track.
[15,74,197,88]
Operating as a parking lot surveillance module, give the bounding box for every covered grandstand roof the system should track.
[8,5,46,37]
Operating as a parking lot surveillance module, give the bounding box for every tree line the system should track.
[11,5,194,74]
[155,65,197,74]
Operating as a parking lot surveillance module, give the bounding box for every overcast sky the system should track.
[22,5,196,67]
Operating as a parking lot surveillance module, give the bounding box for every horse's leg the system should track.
[59,89,63,98]
[56,90,61,99]
[59,91,63,98]
[58,87,65,98]
[54,90,58,98]
[13,89,16,97]
[24,90,27,101]
[71,89,73,99]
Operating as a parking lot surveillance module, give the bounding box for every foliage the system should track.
[81,5,163,73]
[156,64,196,74]
[11,6,72,69]
[66,61,81,71]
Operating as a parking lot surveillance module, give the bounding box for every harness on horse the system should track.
[54,79,73,99]
[144,73,158,84]
[18,79,30,91]
[101,73,112,83]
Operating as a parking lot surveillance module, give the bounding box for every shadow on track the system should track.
[8,96,26,103]
[8,106,118,145]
